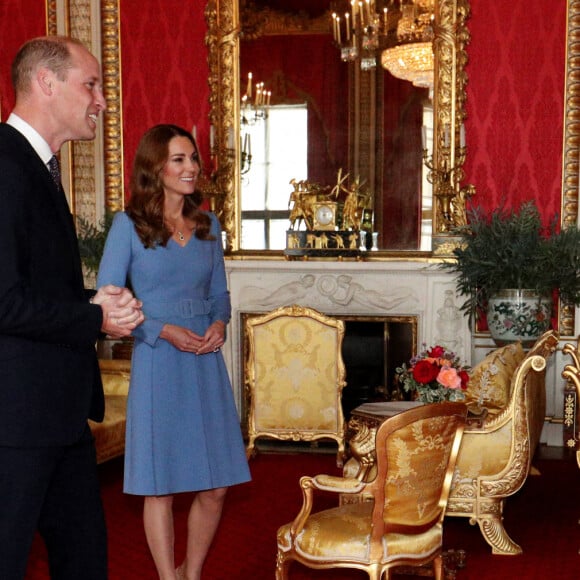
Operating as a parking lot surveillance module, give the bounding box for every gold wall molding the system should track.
[560,0,580,336]
[101,0,124,212]
[562,0,580,230]
[433,0,471,233]
[46,0,123,222]
[69,0,98,222]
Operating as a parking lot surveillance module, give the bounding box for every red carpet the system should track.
[25,449,580,579]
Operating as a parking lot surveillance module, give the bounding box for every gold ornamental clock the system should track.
[312,201,337,230]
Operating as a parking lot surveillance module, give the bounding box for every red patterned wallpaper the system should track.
[464,0,566,222]
[0,0,46,120]
[0,1,571,224]
[119,0,209,195]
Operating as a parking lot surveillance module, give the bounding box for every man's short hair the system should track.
[11,36,85,95]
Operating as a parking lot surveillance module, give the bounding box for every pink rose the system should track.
[437,366,462,390]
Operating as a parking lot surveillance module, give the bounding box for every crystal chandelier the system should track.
[381,1,435,87]
[330,1,435,85]
[331,0,389,71]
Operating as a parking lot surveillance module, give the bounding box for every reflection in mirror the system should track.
[203,0,471,256]
[238,1,433,251]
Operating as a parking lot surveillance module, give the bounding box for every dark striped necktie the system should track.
[48,155,61,188]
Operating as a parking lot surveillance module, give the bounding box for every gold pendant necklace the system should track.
[177,231,185,241]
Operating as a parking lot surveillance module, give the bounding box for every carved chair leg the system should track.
[336,442,345,468]
[245,436,257,460]
[275,551,290,580]
[476,513,523,555]
[433,554,444,580]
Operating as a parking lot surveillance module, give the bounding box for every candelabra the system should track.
[241,72,270,126]
[195,125,237,216]
[241,144,252,175]
[239,71,270,177]
[422,128,468,233]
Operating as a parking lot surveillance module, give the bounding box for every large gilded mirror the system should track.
[204,0,472,255]
[560,0,580,337]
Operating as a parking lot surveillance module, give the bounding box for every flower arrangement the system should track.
[395,345,470,403]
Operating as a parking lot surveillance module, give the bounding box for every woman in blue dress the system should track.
[97,124,250,580]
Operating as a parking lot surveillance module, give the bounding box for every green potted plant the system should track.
[441,201,580,346]
[77,210,115,276]
[77,210,134,358]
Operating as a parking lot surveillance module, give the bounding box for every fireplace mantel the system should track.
[222,259,472,412]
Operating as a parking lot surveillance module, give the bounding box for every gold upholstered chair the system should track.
[244,305,347,466]
[276,402,467,580]
[88,358,131,464]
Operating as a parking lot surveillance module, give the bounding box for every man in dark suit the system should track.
[0,36,144,579]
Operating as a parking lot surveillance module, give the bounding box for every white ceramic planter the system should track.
[486,289,552,347]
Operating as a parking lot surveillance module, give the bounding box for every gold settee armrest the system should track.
[91,359,131,464]
[99,358,131,396]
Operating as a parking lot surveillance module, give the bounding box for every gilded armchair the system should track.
[446,330,559,555]
[244,305,347,466]
[276,402,467,580]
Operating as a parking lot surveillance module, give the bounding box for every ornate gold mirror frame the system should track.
[203,0,472,255]
[560,0,580,337]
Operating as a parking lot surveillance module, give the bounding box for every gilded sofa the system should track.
[88,359,130,464]
[445,330,559,554]
[343,330,559,555]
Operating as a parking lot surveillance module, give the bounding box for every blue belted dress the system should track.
[96,212,250,495]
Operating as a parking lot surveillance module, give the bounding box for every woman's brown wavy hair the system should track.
[126,124,213,248]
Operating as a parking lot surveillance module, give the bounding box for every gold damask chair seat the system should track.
[245,305,347,466]
[276,402,467,580]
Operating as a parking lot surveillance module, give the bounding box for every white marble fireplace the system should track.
[222,259,472,409]
[221,258,567,446]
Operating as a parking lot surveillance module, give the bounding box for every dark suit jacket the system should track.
[0,123,104,447]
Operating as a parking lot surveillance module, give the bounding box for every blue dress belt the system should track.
[145,298,212,319]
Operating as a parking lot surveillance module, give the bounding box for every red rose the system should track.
[428,345,446,358]
[412,360,440,384]
[459,370,470,390]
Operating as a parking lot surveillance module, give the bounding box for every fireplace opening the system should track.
[340,316,417,418]
[241,311,417,426]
